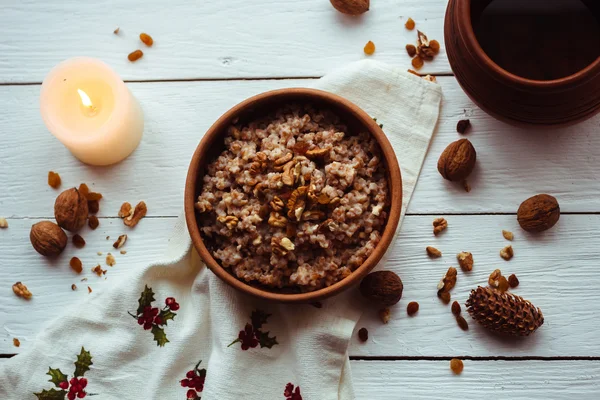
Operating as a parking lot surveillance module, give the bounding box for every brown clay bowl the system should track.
[445,0,600,126]
[184,88,402,303]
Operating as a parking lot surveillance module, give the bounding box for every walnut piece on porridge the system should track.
[195,104,390,292]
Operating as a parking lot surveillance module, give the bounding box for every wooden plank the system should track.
[0,215,598,356]
[351,360,600,399]
[0,0,449,83]
[1,78,599,217]
[0,357,598,398]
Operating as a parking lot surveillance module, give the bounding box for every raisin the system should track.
[86,191,103,201]
[72,234,86,249]
[47,171,61,189]
[140,33,154,47]
[364,41,376,55]
[358,327,369,342]
[406,44,417,58]
[456,315,469,331]
[78,183,89,198]
[412,56,424,70]
[88,215,99,230]
[88,200,100,214]
[457,119,471,134]
[405,17,416,30]
[128,50,144,62]
[429,39,441,54]
[450,358,464,374]
[407,301,419,316]
[508,274,519,288]
[451,301,461,316]
[70,257,83,273]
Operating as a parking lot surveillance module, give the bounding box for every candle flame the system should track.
[77,89,93,108]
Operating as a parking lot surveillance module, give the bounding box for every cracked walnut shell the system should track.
[30,221,68,257]
[54,188,89,232]
[437,139,476,181]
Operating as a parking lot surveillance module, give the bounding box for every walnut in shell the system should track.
[359,271,403,307]
[54,188,89,232]
[30,221,68,257]
[330,0,369,15]
[517,194,560,233]
[437,139,477,181]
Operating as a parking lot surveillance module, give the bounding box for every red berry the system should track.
[143,321,153,330]
[137,317,145,325]
[169,302,180,311]
[68,392,76,400]
[77,391,86,398]
[186,371,196,379]
[181,379,189,387]
[151,307,159,316]
[154,316,163,325]
[194,383,204,392]
[165,297,176,306]
[186,389,197,399]
[79,378,87,389]
[59,381,69,390]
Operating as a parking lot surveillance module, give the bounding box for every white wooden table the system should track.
[1,1,600,398]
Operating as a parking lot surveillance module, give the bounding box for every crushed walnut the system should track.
[433,217,448,235]
[120,201,147,227]
[500,245,514,261]
[106,253,116,267]
[12,282,32,299]
[502,230,514,241]
[457,252,473,271]
[426,246,442,258]
[379,308,391,324]
[0,217,7,229]
[488,269,509,292]
[437,267,457,304]
[92,265,107,276]
[113,234,128,249]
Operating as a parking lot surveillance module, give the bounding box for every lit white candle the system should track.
[40,57,143,166]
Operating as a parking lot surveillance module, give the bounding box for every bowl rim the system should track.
[184,87,402,303]
[459,0,600,88]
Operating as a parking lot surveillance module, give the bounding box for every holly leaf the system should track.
[34,388,67,399]
[46,367,67,387]
[158,309,176,326]
[227,338,241,348]
[136,285,155,315]
[73,347,93,377]
[151,325,170,347]
[250,309,271,330]
[257,330,278,349]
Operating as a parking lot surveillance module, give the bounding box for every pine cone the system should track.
[465,286,544,336]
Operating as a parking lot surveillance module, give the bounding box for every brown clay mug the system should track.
[445,0,600,126]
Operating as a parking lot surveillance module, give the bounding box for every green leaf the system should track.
[46,367,67,387]
[34,388,67,399]
[257,330,278,349]
[158,309,176,326]
[151,325,170,347]
[250,309,271,330]
[227,338,241,348]
[73,347,93,377]
[136,285,156,315]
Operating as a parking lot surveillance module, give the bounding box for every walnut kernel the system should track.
[426,246,442,258]
[113,234,128,249]
[500,245,514,261]
[12,282,32,299]
[433,217,448,235]
[106,253,116,267]
[502,230,514,241]
[0,217,7,228]
[457,252,473,271]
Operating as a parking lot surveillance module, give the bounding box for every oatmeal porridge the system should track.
[195,104,389,292]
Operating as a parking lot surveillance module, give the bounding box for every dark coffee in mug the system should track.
[472,0,600,81]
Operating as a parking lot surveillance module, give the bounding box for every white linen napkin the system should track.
[0,60,441,400]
